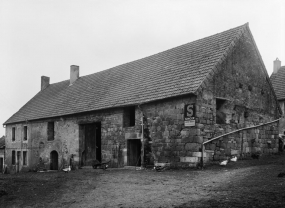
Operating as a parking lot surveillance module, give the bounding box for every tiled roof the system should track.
[270,66,285,100]
[0,136,5,148]
[5,24,249,124]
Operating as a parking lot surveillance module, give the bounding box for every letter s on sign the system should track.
[187,105,193,117]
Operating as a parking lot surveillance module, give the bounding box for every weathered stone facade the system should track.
[4,25,281,172]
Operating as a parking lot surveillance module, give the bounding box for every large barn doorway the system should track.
[127,139,141,166]
[81,122,101,166]
[50,151,58,170]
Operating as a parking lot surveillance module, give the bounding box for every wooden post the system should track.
[141,116,144,168]
[201,144,204,168]
[241,131,244,159]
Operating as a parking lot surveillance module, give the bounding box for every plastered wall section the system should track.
[5,107,140,171]
[5,120,79,172]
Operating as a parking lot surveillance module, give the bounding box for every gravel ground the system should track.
[1,153,285,208]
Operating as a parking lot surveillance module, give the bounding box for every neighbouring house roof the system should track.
[0,136,5,148]
[270,66,285,100]
[4,23,277,125]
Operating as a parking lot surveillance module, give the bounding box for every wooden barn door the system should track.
[83,123,101,166]
[127,139,141,166]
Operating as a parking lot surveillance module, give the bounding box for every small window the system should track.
[23,151,27,166]
[261,89,264,95]
[216,98,226,111]
[12,127,15,141]
[12,150,16,165]
[216,98,227,124]
[248,85,252,91]
[47,122,54,141]
[123,106,136,127]
[24,126,27,141]
[239,83,243,89]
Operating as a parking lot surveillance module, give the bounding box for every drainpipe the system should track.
[141,115,144,168]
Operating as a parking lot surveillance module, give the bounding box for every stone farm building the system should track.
[3,23,282,172]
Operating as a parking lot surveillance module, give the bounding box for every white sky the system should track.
[0,0,284,136]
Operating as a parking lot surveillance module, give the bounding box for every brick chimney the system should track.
[273,58,281,74]
[70,65,79,85]
[41,76,50,91]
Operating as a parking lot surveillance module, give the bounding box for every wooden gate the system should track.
[127,139,141,166]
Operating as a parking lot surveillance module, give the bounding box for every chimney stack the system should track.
[273,58,281,74]
[70,65,79,85]
[41,76,50,91]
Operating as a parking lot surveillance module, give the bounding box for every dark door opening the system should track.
[0,158,3,173]
[50,151,58,170]
[81,122,101,166]
[127,139,141,166]
[16,151,21,173]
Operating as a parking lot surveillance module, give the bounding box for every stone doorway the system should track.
[127,139,141,166]
[50,151,58,170]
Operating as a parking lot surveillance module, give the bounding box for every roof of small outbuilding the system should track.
[5,23,256,124]
[270,66,285,100]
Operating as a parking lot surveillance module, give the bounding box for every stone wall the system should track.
[194,30,280,164]
[138,95,197,167]
[137,29,281,167]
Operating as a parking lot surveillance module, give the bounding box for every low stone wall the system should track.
[203,121,279,164]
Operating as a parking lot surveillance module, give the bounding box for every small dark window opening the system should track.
[12,150,16,165]
[248,85,252,91]
[216,99,226,111]
[24,126,27,141]
[12,127,15,141]
[47,122,54,141]
[244,111,249,118]
[239,83,243,89]
[261,89,264,95]
[23,151,27,165]
[216,98,226,124]
[123,106,136,127]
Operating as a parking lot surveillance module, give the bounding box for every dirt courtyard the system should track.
[1,154,285,208]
